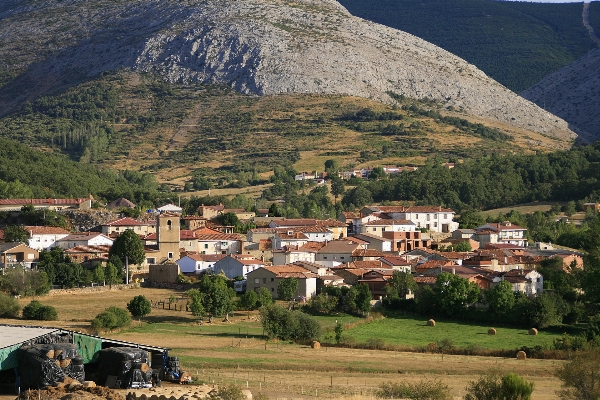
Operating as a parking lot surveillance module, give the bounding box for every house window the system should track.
[434,222,438,228]
[147,258,156,264]
[271,287,274,292]
[167,220,172,230]
[382,227,386,232]
[204,244,209,249]
[262,278,267,284]
[444,214,448,219]
[168,252,173,259]
[254,278,260,284]
[373,228,377,232]
[427,214,430,221]
[271,278,275,282]
[415,214,418,219]
[323,256,328,259]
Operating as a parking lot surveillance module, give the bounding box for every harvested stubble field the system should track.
[0,287,566,399]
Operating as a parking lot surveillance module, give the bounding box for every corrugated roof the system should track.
[0,325,59,349]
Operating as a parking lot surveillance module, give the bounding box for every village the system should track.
[0,196,588,303]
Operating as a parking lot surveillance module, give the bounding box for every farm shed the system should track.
[0,324,168,393]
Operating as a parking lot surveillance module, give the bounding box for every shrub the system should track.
[91,306,131,332]
[556,350,600,400]
[127,295,151,320]
[465,371,534,400]
[212,384,244,400]
[376,379,451,399]
[260,305,321,342]
[0,292,21,318]
[22,300,58,321]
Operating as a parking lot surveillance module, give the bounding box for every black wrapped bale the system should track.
[17,343,82,390]
[96,347,153,389]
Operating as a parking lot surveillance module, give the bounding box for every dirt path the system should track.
[583,2,600,46]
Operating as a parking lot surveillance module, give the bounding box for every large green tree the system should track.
[127,295,152,320]
[486,280,515,316]
[386,271,418,299]
[108,229,145,265]
[3,225,28,242]
[277,277,299,301]
[434,272,480,317]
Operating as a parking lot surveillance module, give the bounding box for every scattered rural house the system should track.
[379,256,412,273]
[101,217,156,237]
[360,205,459,233]
[273,231,310,249]
[181,215,207,230]
[493,269,543,295]
[475,221,527,247]
[583,203,600,212]
[315,240,366,267]
[413,275,437,289]
[294,171,317,181]
[352,233,393,252]
[451,229,476,240]
[272,242,325,265]
[246,265,318,299]
[415,259,457,274]
[358,268,397,299]
[0,198,93,212]
[338,211,381,235]
[26,226,71,251]
[106,197,136,209]
[195,233,244,255]
[212,254,265,279]
[382,230,431,252]
[361,219,417,236]
[316,219,348,239]
[197,204,225,219]
[55,232,113,249]
[176,253,227,274]
[64,245,110,267]
[351,248,388,261]
[0,243,39,268]
[332,267,368,285]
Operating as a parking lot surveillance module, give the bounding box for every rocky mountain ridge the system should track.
[0,0,575,140]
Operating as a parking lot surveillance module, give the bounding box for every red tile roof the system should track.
[186,254,228,262]
[365,219,414,226]
[195,234,243,241]
[271,219,317,227]
[64,245,111,254]
[262,265,318,278]
[25,226,70,235]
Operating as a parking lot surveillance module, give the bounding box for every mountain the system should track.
[336,0,599,93]
[522,47,600,143]
[0,0,574,141]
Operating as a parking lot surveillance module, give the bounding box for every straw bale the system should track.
[516,350,527,360]
[529,328,538,335]
[311,341,321,349]
[488,328,497,335]
[426,319,436,327]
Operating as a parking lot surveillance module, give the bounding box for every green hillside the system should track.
[337,0,599,92]
[0,71,570,192]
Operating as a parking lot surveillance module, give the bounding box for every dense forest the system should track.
[338,0,599,92]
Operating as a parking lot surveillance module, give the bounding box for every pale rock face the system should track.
[0,0,575,140]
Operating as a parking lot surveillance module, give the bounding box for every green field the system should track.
[340,315,557,351]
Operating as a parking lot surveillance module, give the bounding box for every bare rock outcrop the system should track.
[0,0,575,140]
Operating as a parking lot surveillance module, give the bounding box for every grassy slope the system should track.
[337,0,596,92]
[0,72,570,189]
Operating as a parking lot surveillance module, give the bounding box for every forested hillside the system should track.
[338,0,599,92]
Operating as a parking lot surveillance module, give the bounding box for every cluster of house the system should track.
[0,198,586,301]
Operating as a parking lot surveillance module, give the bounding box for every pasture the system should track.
[0,287,567,399]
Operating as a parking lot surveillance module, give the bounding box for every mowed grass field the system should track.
[0,287,567,399]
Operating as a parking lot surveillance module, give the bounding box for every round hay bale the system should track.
[516,350,527,360]
[311,341,321,349]
[488,328,497,335]
[242,389,253,400]
[426,342,437,352]
[426,319,436,327]
[529,328,538,335]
